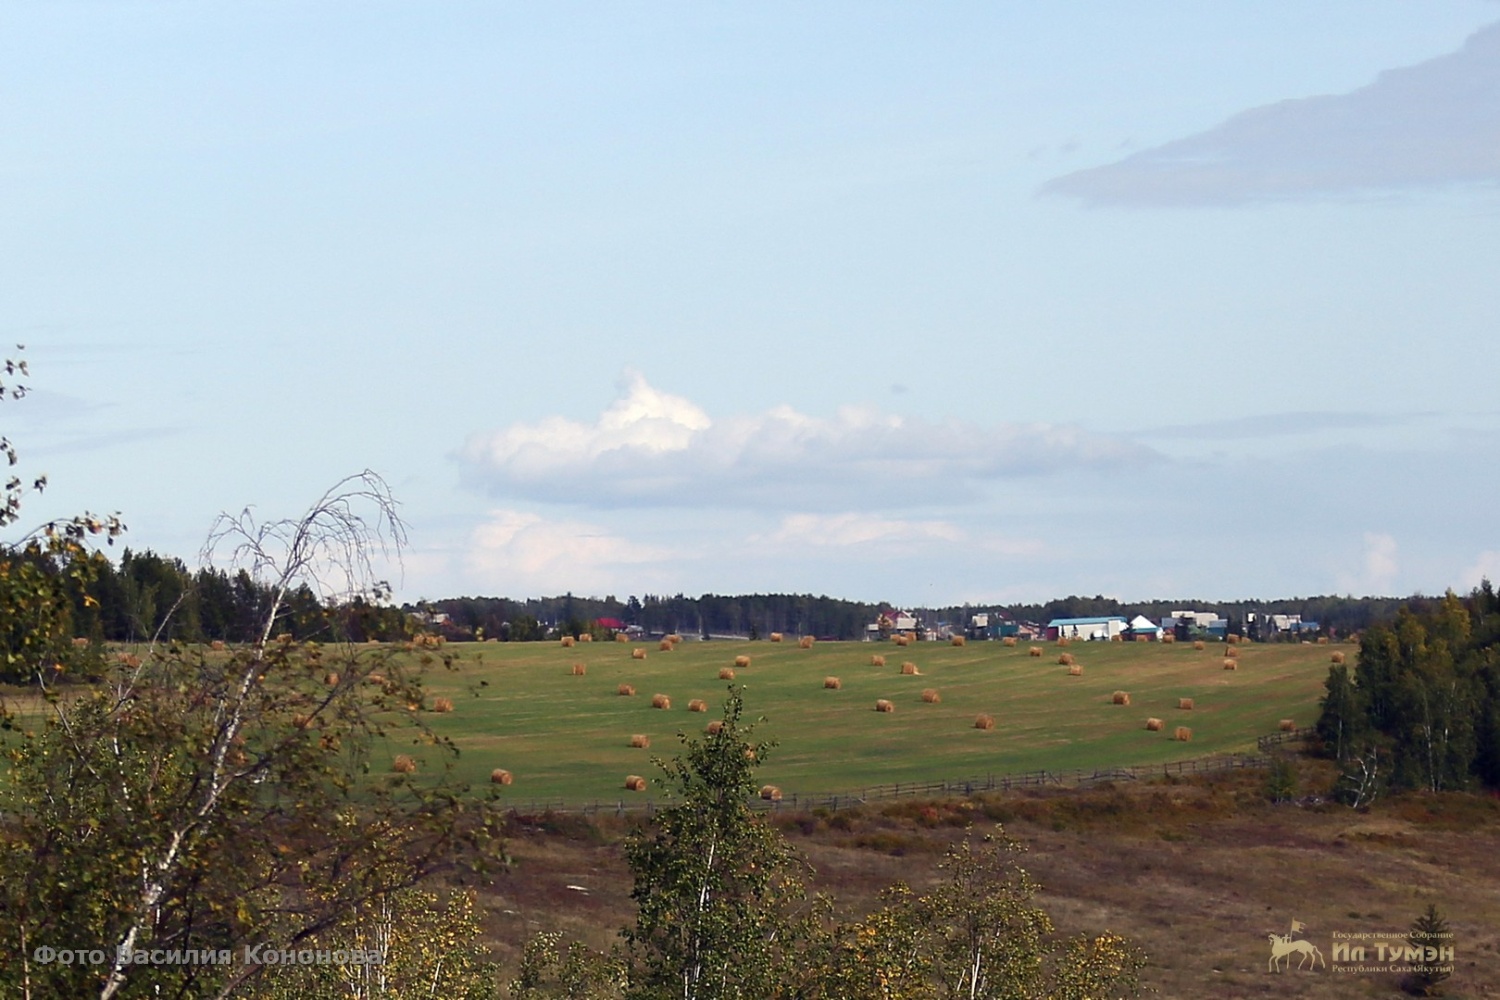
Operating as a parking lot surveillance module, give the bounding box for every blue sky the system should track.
[5,2,1498,606]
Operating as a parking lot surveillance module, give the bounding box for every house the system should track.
[867,610,921,641]
[1127,615,1162,640]
[1161,610,1228,640]
[1045,616,1128,641]
[967,613,1019,640]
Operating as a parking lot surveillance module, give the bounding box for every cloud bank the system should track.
[458,372,1153,510]
[1043,22,1500,205]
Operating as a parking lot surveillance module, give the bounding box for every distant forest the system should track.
[42,547,1441,646]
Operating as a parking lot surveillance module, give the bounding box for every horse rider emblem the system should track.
[1268,918,1325,972]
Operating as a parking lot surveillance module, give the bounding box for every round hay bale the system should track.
[432,697,454,713]
[659,639,675,652]
[1317,636,1329,645]
[1178,698,1194,710]
[823,676,841,690]
[617,683,636,696]
[665,633,682,645]
[632,648,647,660]
[870,654,886,667]
[798,636,814,649]
[894,634,910,647]
[490,768,513,785]
[578,633,593,642]
[1058,653,1075,666]
[1226,634,1240,645]
[759,785,782,802]
[561,636,575,648]
[974,714,995,730]
[900,661,919,675]
[1067,664,1083,676]
[1225,646,1240,659]
[921,688,941,704]
[650,694,671,710]
[392,755,417,774]
[1174,726,1192,742]
[571,662,587,676]
[951,635,966,647]
[688,699,708,713]
[1145,717,1163,731]
[770,632,784,643]
[1223,659,1237,671]
[1028,646,1043,657]
[625,775,647,792]
[1056,637,1071,647]
[615,633,630,643]
[629,734,650,748]
[1192,640,1206,651]
[1331,651,1346,664]
[734,655,751,668]
[1161,633,1176,644]
[719,667,736,680]
[1111,634,1124,642]
[874,699,895,713]
[1112,691,1130,706]
[1279,719,1296,732]
[705,720,724,735]
[1133,634,1148,643]
[1001,636,1017,647]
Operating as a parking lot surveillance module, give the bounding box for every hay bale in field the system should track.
[921,688,941,703]
[1225,646,1240,659]
[1145,717,1163,731]
[490,768,513,785]
[1058,653,1075,666]
[615,633,630,643]
[719,667,736,680]
[824,676,841,689]
[1112,691,1130,706]
[432,697,454,713]
[1002,636,1017,647]
[1317,636,1330,645]
[1161,633,1176,644]
[870,654,886,667]
[1056,637,1071,647]
[951,635,966,647]
[799,636,814,649]
[688,699,708,713]
[706,720,724,735]
[1174,726,1192,742]
[392,755,417,774]
[1222,658,1237,671]
[578,633,593,642]
[1178,698,1193,710]
[770,632,784,643]
[617,683,636,696]
[651,694,671,710]
[1134,634,1149,643]
[894,634,910,647]
[1331,651,1346,664]
[666,633,682,645]
[974,714,995,730]
[1227,634,1240,645]
[632,648,647,660]
[1068,664,1083,676]
[735,655,751,668]
[1279,719,1296,732]
[659,639,675,652]
[1028,646,1043,657]
[760,785,782,802]
[875,699,895,713]
[571,662,587,676]
[900,661,919,675]
[629,734,650,748]
[1192,640,1206,651]
[625,775,647,792]
[561,636,575,648]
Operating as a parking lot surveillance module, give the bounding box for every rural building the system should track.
[1161,610,1228,640]
[968,613,1019,640]
[1127,615,1162,640]
[866,610,921,640]
[1045,616,1128,641]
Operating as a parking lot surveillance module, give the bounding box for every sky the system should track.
[4,2,1499,608]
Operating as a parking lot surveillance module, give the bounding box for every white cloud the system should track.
[1461,549,1500,590]
[1043,22,1500,205]
[458,373,1152,510]
[765,512,965,548]
[1337,532,1400,595]
[462,509,670,595]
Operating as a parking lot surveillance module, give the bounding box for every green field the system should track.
[409,638,1337,804]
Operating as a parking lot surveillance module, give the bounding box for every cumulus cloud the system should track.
[1338,532,1400,595]
[463,509,670,594]
[1043,22,1500,205]
[458,372,1152,509]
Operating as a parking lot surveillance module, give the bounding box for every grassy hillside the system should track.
[411,637,1339,803]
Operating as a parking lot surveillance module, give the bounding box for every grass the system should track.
[411,638,1334,803]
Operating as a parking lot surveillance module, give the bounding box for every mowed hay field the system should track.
[414,639,1337,803]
